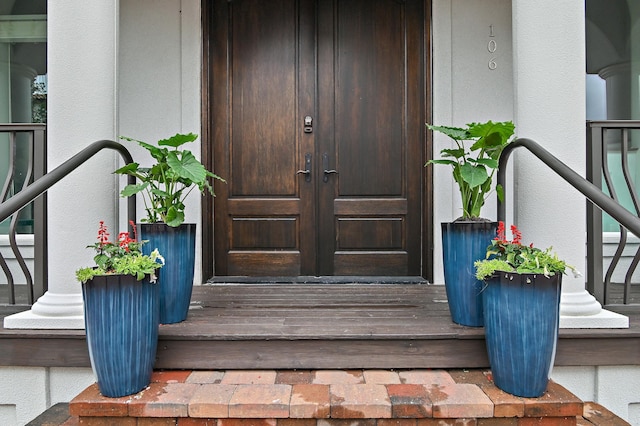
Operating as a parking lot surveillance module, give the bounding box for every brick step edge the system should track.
[26,405,632,426]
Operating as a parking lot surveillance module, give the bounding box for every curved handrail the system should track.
[497,137,640,238]
[0,139,136,225]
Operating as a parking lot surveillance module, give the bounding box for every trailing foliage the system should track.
[76,221,164,283]
[115,133,225,227]
[474,221,579,280]
[426,121,515,219]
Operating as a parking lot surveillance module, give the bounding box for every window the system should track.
[0,0,46,234]
[586,0,640,231]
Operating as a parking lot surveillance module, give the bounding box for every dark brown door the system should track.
[210,0,427,277]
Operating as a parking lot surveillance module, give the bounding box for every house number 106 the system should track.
[488,24,497,70]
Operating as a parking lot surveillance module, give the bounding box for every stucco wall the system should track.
[431,0,514,283]
[118,0,203,283]
[552,366,640,424]
[0,366,94,426]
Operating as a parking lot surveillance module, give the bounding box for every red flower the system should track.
[118,231,135,251]
[97,221,110,247]
[130,220,138,241]
[495,221,506,243]
[494,221,526,246]
[510,224,522,245]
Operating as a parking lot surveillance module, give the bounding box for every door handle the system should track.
[296,153,312,182]
[322,153,338,183]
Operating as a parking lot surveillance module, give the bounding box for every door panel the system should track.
[212,0,426,277]
[213,0,316,276]
[317,0,425,276]
[334,1,404,197]
[231,0,297,197]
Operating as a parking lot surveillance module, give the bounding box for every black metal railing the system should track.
[0,124,46,310]
[497,133,640,312]
[587,121,640,311]
[0,136,136,312]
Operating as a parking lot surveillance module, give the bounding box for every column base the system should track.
[560,309,628,328]
[560,289,628,328]
[3,291,85,329]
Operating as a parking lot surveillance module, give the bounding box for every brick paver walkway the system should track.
[67,369,599,425]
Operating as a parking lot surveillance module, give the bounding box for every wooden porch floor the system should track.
[2,283,640,369]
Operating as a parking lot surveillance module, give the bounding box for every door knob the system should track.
[322,153,338,183]
[296,153,312,182]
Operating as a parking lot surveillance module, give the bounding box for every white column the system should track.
[599,63,632,120]
[512,0,627,328]
[4,0,120,329]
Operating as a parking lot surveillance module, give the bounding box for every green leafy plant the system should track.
[115,133,225,227]
[76,221,164,283]
[474,221,579,280]
[426,120,515,219]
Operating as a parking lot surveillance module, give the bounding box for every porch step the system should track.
[61,369,630,426]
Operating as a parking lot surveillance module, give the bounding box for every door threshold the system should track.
[206,276,429,285]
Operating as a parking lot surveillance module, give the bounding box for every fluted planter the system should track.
[82,274,159,398]
[441,221,497,326]
[140,223,196,324]
[482,272,562,397]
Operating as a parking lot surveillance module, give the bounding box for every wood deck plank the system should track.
[2,284,639,369]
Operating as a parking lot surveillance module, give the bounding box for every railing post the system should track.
[33,127,47,298]
[586,122,604,303]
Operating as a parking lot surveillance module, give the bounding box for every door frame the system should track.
[200,0,434,282]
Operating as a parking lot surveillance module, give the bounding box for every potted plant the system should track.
[115,132,224,324]
[475,221,579,397]
[76,221,164,398]
[426,120,515,326]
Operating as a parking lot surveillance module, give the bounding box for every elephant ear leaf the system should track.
[460,163,488,188]
[427,124,468,141]
[496,184,505,202]
[167,151,207,184]
[120,182,149,197]
[158,132,198,148]
[114,162,140,175]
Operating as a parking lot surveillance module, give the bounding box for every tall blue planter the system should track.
[82,274,159,398]
[140,223,196,324]
[483,273,562,397]
[441,221,497,327]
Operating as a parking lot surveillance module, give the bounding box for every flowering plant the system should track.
[115,133,225,227]
[474,221,579,280]
[75,221,165,283]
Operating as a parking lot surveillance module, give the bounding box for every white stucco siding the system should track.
[0,366,94,426]
[431,0,514,283]
[118,0,203,284]
[553,366,640,425]
[118,0,183,137]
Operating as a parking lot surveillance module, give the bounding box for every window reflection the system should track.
[0,0,46,234]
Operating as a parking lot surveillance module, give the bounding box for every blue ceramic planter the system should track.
[483,273,562,397]
[141,223,196,324]
[441,221,497,327]
[82,274,159,398]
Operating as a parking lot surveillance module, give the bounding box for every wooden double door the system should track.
[208,0,429,277]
